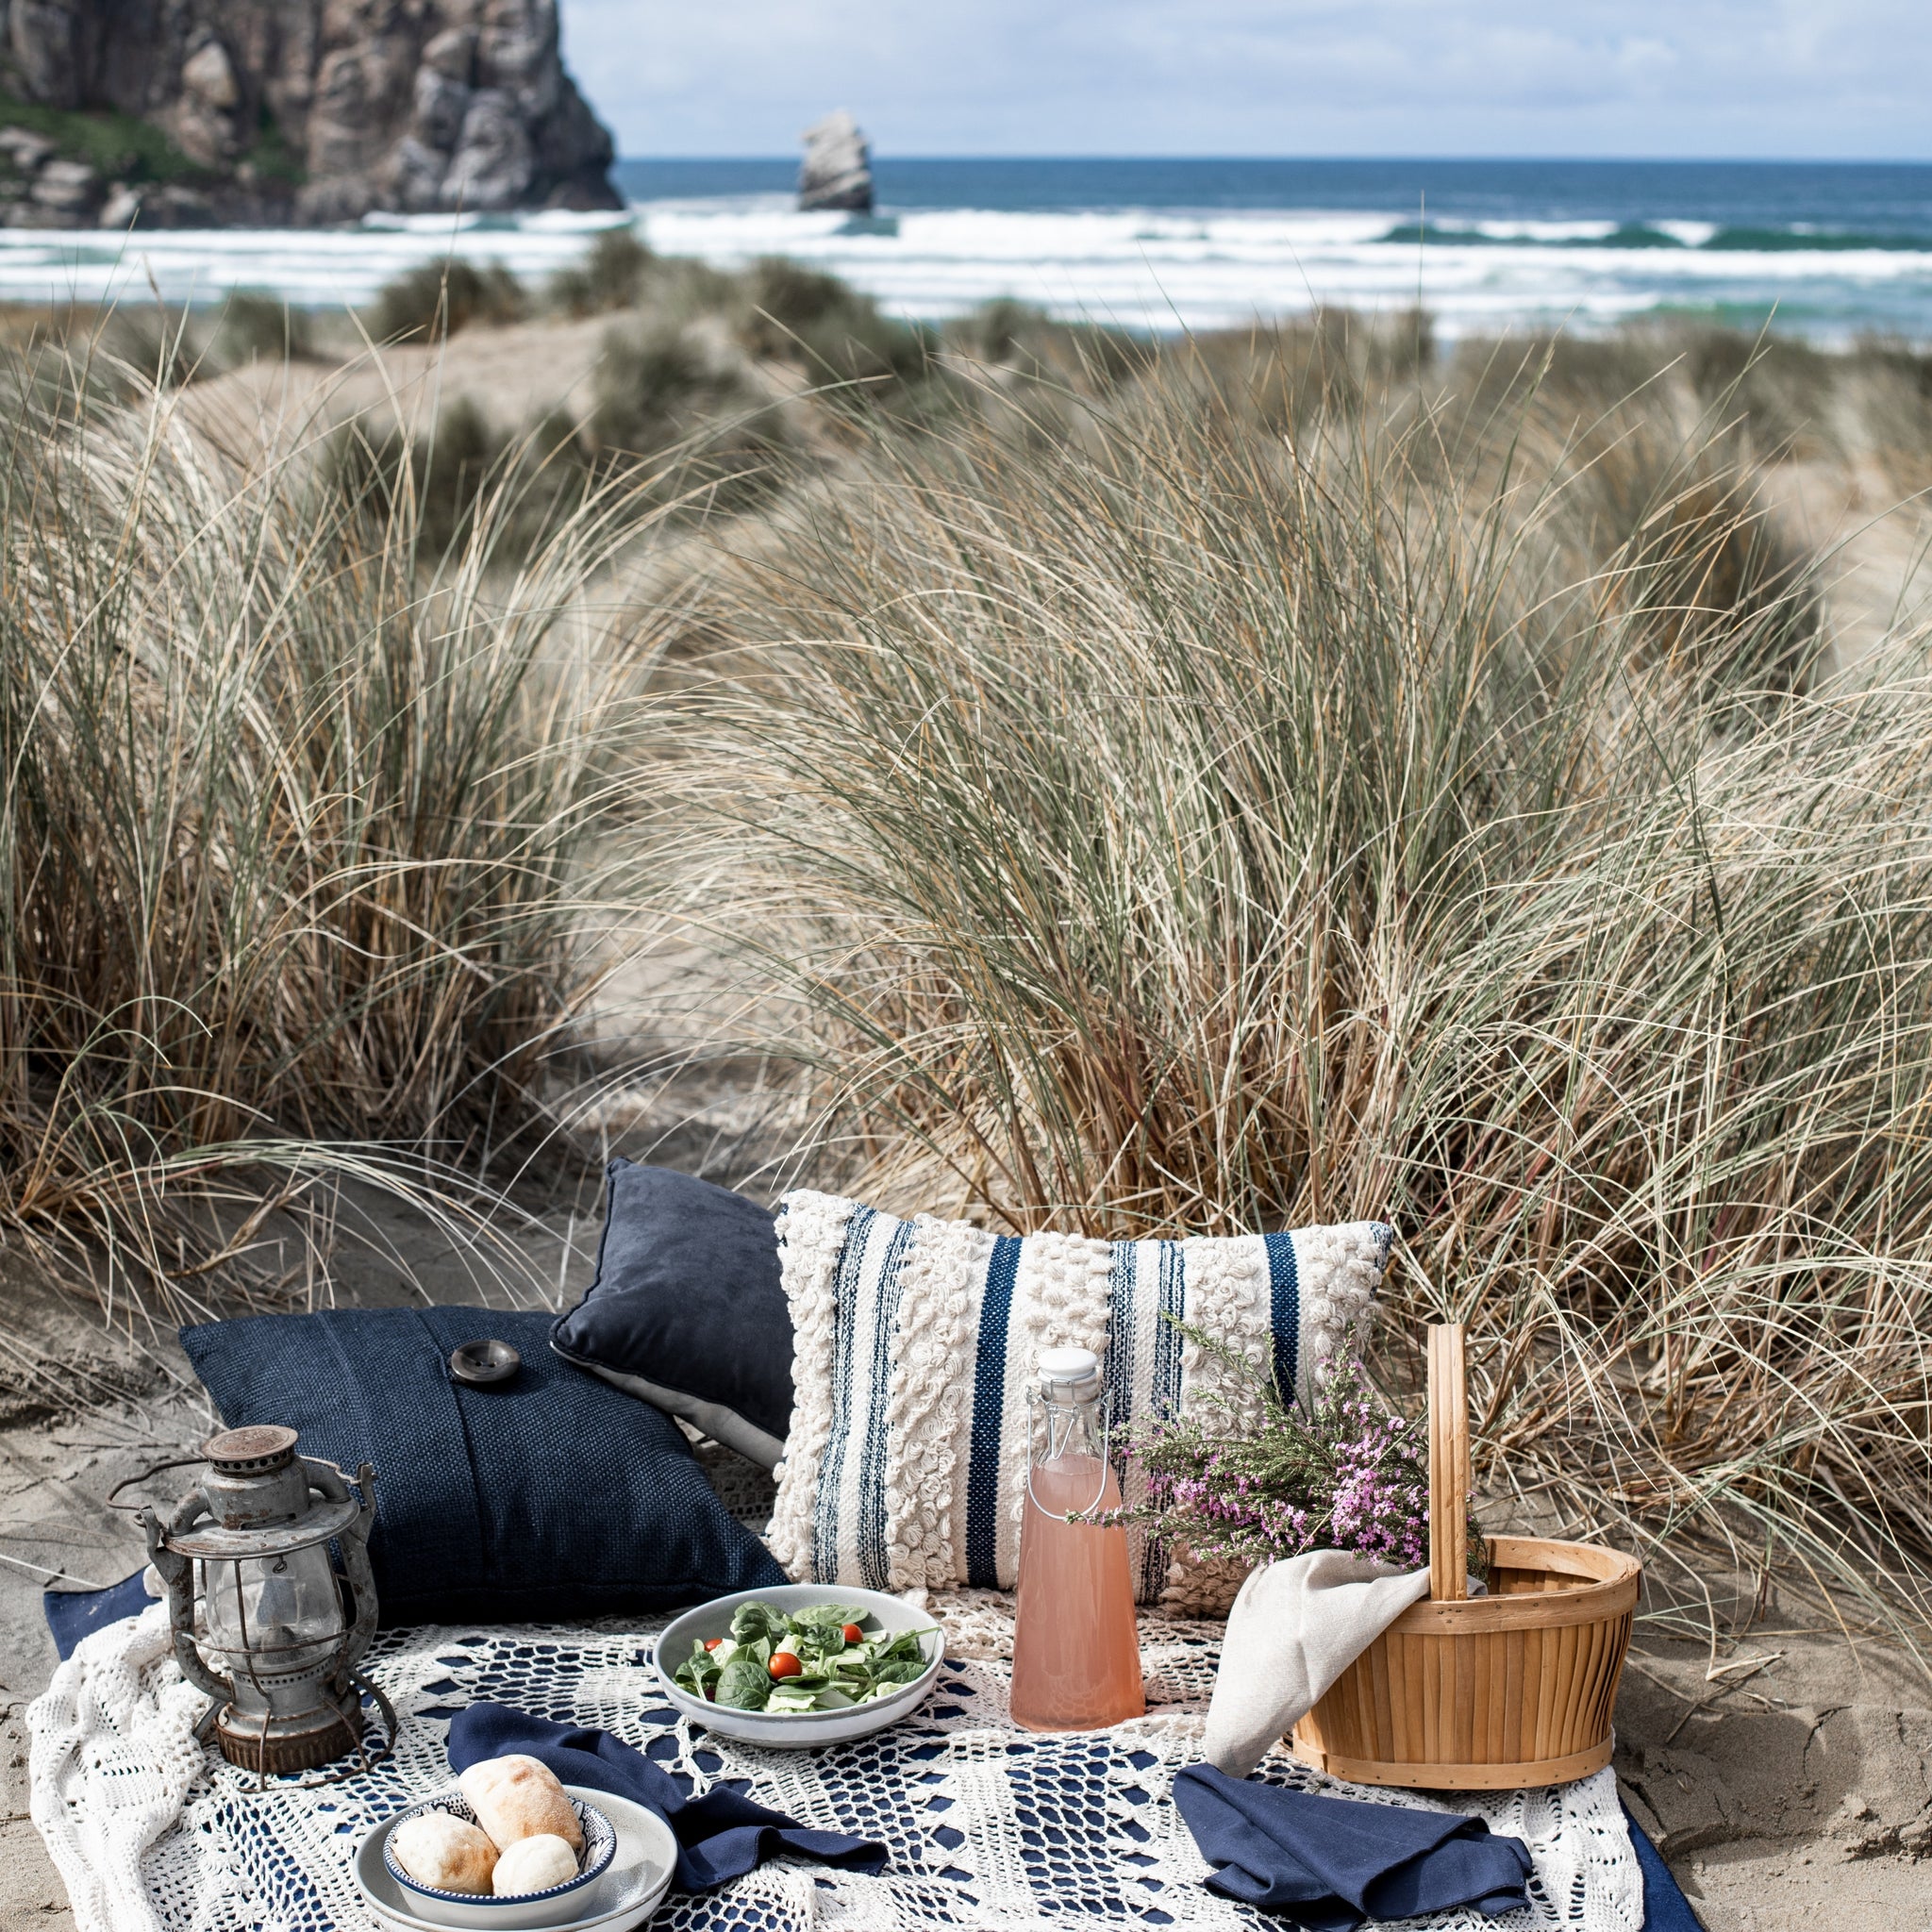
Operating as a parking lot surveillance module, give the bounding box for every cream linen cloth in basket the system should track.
[1204,1552,1436,1777]
[27,1589,1641,1932]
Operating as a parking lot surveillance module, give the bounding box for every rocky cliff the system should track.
[0,0,620,227]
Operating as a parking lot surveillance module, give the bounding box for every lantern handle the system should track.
[108,1451,372,1515]
[323,1460,380,1683]
[106,1456,208,1511]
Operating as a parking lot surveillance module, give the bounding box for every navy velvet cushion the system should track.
[179,1307,784,1628]
[550,1161,793,1467]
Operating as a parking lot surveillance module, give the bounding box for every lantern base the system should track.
[212,1689,362,1776]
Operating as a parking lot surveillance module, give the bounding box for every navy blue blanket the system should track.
[1627,1807,1705,1930]
[44,1572,153,1661]
[41,1585,1703,1930]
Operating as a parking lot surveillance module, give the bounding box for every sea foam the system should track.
[0,194,1925,342]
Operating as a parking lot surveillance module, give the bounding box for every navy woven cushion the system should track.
[551,1161,793,1467]
[179,1307,784,1628]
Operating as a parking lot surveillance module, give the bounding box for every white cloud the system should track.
[558,1,1932,158]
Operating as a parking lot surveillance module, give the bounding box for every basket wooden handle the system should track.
[1427,1324,1470,1603]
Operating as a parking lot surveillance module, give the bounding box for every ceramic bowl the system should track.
[650,1581,943,1748]
[381,1790,616,1929]
[356,1786,674,1932]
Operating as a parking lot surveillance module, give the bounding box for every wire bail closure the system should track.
[1024,1382,1116,1518]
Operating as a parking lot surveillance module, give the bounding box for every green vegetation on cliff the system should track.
[0,94,204,183]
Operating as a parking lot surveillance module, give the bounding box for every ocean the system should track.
[2,158,1928,343]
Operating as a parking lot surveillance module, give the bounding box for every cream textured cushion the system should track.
[769,1194,1393,1607]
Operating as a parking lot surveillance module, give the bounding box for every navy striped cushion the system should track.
[770,1195,1393,1604]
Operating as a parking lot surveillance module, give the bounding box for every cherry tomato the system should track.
[769,1651,804,1680]
[841,1624,864,1645]
[704,1638,723,1651]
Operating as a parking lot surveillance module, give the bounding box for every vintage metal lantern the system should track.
[128,1425,390,1776]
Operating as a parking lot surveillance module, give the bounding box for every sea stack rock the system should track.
[797,110,873,214]
[0,1,621,228]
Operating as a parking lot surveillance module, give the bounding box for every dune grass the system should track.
[5,272,1931,1644]
[0,340,658,1322]
[685,338,1932,1642]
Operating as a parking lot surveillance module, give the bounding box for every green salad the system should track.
[672,1600,936,1714]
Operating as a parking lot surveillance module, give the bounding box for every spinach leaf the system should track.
[716,1656,774,1709]
[791,1603,869,1630]
[792,1623,847,1661]
[731,1602,786,1644]
[674,1639,722,1698]
[874,1658,929,1686]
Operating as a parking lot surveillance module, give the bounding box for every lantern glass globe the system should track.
[202,1545,345,1676]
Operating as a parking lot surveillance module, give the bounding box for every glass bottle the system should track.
[1008,1345,1145,1731]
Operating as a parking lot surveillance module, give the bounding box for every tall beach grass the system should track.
[0,339,658,1322]
[687,341,1932,1642]
[5,278,1931,1647]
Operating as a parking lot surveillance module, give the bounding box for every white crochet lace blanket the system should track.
[28,1592,1641,1932]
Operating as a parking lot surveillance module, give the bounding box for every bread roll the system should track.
[457,1754,584,1854]
[492,1833,580,1896]
[391,1810,497,1893]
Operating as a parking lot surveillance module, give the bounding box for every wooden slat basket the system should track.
[1289,1324,1641,1790]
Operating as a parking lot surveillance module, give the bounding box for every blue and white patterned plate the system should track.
[380,1790,616,1928]
[356,1785,675,1932]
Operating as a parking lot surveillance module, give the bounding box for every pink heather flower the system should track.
[1086,1334,1476,1577]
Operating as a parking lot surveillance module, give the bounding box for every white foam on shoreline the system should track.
[0,198,1925,342]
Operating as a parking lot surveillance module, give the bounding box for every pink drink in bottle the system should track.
[1008,1345,1144,1731]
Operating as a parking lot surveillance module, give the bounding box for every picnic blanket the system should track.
[29,1591,1644,1932]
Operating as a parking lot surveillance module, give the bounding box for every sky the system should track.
[560,1,1932,160]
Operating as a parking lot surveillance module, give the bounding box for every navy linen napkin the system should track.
[1173,1765,1533,1931]
[447,1702,887,1893]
